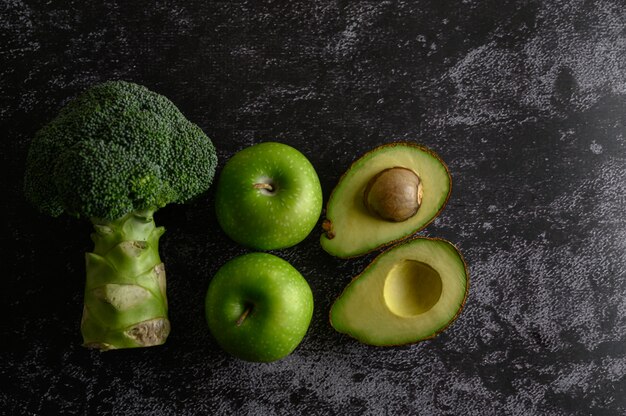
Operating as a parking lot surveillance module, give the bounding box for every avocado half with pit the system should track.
[321,143,451,258]
[330,237,468,346]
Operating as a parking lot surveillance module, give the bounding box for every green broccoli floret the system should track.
[25,80,217,220]
[24,81,218,351]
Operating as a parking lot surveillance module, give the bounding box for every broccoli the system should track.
[24,81,218,351]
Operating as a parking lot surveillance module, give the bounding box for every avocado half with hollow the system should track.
[321,143,451,258]
[330,238,468,346]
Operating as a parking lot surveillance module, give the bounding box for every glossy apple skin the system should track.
[205,253,314,362]
[215,142,322,250]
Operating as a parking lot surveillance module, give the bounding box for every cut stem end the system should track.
[236,305,253,326]
[253,183,274,191]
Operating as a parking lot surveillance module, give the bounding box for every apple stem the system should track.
[236,306,252,326]
[253,183,274,192]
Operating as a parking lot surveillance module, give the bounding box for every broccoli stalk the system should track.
[82,209,168,350]
[24,81,217,351]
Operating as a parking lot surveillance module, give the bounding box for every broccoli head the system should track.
[24,80,217,220]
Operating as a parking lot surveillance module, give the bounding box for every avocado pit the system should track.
[363,167,423,222]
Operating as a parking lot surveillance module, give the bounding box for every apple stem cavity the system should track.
[236,305,253,326]
[253,183,273,191]
[253,182,278,196]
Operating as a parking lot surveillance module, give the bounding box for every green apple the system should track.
[215,142,322,250]
[205,253,314,362]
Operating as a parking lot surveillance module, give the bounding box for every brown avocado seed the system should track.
[363,167,423,222]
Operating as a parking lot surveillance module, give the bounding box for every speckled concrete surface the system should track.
[2,1,625,414]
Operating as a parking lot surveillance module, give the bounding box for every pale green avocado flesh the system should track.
[330,238,468,346]
[321,143,451,258]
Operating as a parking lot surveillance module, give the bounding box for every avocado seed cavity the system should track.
[383,260,442,317]
[363,167,423,222]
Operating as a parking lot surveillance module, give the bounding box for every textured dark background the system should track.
[2,1,626,415]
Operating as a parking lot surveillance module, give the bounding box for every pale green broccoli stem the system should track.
[81,208,170,351]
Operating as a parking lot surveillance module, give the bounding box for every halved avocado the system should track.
[330,238,468,346]
[321,143,451,258]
